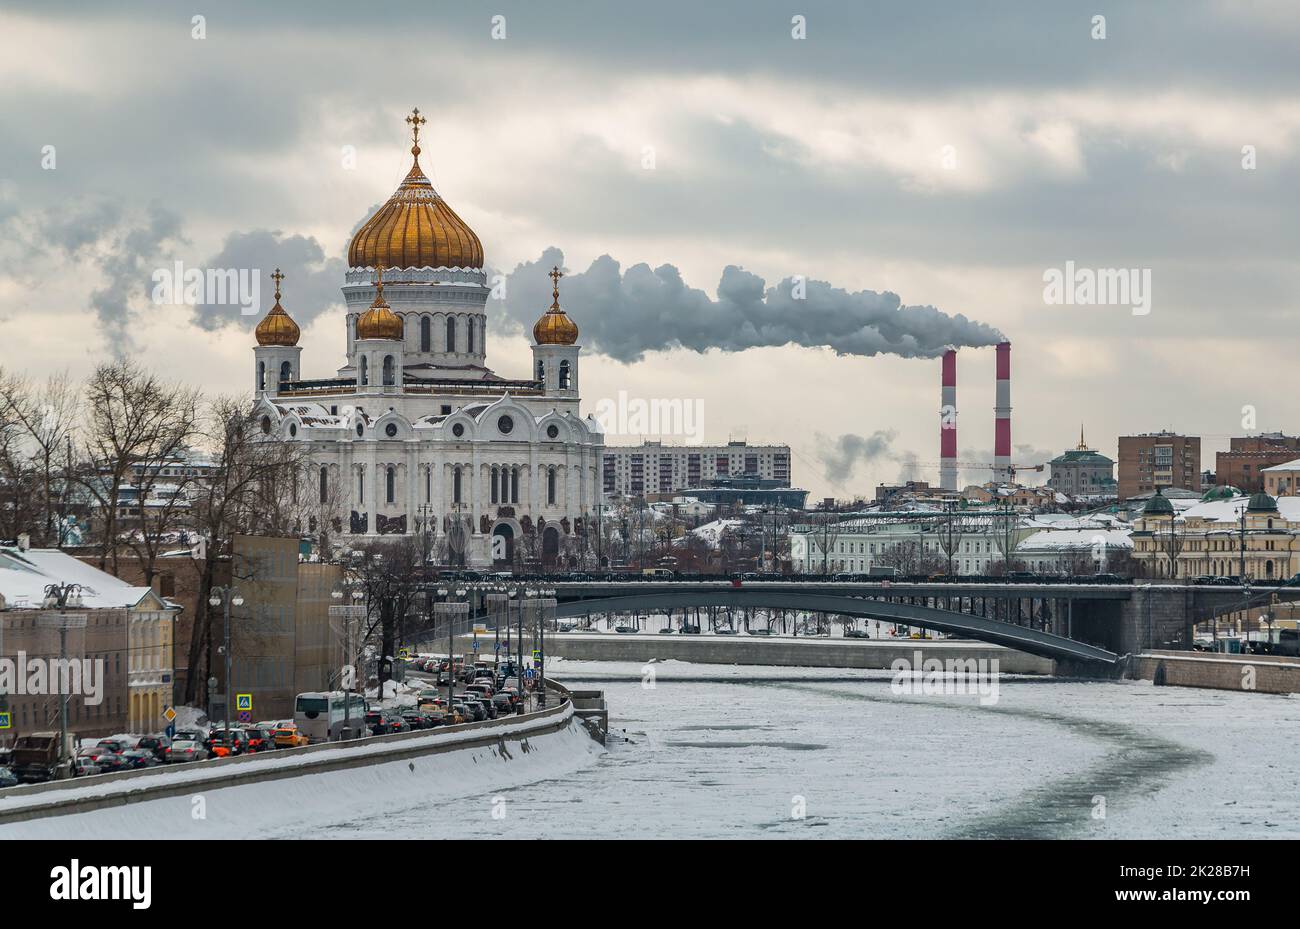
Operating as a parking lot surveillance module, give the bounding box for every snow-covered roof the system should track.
[1017,528,1133,552]
[1177,495,1300,524]
[0,548,166,611]
[1261,458,1300,473]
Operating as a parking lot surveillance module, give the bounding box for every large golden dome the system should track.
[255,269,300,346]
[532,266,579,345]
[348,109,483,271]
[356,269,404,341]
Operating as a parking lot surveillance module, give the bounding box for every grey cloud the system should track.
[191,230,348,333]
[491,248,1003,363]
[818,430,899,484]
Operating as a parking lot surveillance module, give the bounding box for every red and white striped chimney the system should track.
[994,341,1011,483]
[940,349,957,490]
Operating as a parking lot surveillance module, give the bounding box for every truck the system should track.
[868,565,900,578]
[11,731,77,783]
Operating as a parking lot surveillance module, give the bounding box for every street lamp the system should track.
[330,582,365,738]
[39,582,85,778]
[208,585,244,753]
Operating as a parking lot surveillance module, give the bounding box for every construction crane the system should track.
[908,460,1046,486]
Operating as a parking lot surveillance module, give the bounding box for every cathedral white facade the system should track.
[251,109,603,567]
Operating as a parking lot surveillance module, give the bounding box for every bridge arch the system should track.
[554,590,1119,664]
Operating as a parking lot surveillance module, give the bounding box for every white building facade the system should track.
[250,113,603,568]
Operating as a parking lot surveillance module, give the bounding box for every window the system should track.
[467,317,475,354]
[420,315,431,352]
[319,467,328,504]
[383,355,395,386]
[386,466,395,504]
[446,316,457,352]
[452,422,465,438]
[280,360,291,384]
[511,466,519,503]
[547,468,557,505]
[536,359,545,381]
[359,469,365,501]
[257,361,265,391]
[491,466,499,504]
[498,415,514,435]
[547,424,559,440]
[453,466,463,503]
[359,356,368,386]
[385,423,398,438]
[260,416,272,435]
[559,359,571,390]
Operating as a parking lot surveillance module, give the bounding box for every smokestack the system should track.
[940,349,957,491]
[994,340,1011,483]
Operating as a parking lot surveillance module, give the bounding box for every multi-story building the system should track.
[603,440,791,499]
[1262,458,1300,498]
[1215,434,1300,493]
[1047,428,1116,498]
[0,546,177,742]
[1131,489,1298,581]
[788,512,1033,575]
[1118,432,1201,500]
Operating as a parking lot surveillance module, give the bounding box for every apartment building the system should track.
[1118,432,1201,500]
[603,441,791,498]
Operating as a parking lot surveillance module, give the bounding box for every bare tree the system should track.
[182,395,300,704]
[0,369,77,546]
[877,540,947,576]
[935,508,967,575]
[78,359,200,575]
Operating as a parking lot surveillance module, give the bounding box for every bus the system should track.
[293,691,369,742]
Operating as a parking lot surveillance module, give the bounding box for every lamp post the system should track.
[208,585,244,753]
[330,582,365,739]
[39,583,85,777]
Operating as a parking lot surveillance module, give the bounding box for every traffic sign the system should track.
[0,711,10,729]
[525,669,535,680]
[161,706,177,723]
[237,711,251,723]
[398,647,412,661]
[236,693,253,712]
[472,640,480,651]
[532,650,541,661]
[494,642,501,651]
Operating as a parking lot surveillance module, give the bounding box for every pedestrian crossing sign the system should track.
[0,711,10,729]
[236,694,253,712]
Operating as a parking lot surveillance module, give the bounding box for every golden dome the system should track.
[255,269,301,346]
[347,108,484,271]
[356,268,404,341]
[533,266,579,345]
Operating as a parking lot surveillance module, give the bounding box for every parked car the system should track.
[207,729,251,757]
[273,724,310,748]
[446,704,471,725]
[459,698,487,722]
[491,693,515,716]
[119,749,161,770]
[94,752,128,773]
[747,628,773,636]
[400,710,432,731]
[93,738,130,757]
[135,735,172,760]
[0,765,18,788]
[72,757,101,777]
[166,740,208,763]
[243,728,276,752]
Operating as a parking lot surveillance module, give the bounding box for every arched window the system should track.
[453,465,463,503]
[425,467,431,502]
[257,361,265,392]
[467,317,475,354]
[319,466,328,504]
[446,316,457,352]
[547,467,557,506]
[279,360,291,384]
[511,466,519,503]
[491,466,499,504]
[420,316,431,352]
[559,360,571,390]
[359,356,368,386]
[382,355,395,386]
[359,469,365,502]
[386,466,395,504]
[536,359,545,382]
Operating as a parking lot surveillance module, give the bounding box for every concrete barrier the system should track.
[532,632,1054,674]
[1130,649,1300,696]
[0,697,573,825]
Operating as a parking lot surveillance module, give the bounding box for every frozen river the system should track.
[352,659,1300,839]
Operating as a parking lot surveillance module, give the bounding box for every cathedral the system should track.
[251,109,604,567]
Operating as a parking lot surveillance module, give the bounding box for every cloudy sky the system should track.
[2,0,1298,500]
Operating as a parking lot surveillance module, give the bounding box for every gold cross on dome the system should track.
[271,267,284,300]
[406,107,426,146]
[549,266,563,308]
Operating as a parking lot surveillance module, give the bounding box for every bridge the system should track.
[541,578,1300,665]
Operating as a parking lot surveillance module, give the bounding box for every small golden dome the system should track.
[532,265,579,345]
[356,268,404,341]
[255,269,301,346]
[347,108,484,271]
